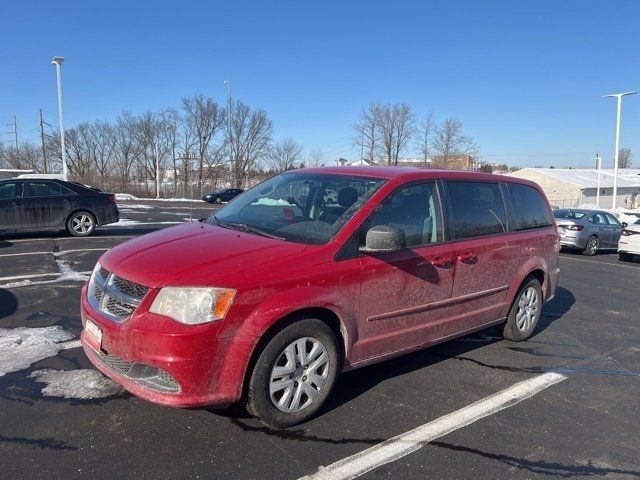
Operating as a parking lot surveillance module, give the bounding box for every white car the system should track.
[618,218,640,261]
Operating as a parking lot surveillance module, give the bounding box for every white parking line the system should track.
[560,255,640,270]
[0,270,91,283]
[299,372,567,480]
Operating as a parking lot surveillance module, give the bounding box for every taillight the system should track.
[622,229,639,236]
[106,194,116,204]
[567,225,584,231]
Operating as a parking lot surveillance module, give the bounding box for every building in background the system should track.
[0,169,34,180]
[507,168,640,209]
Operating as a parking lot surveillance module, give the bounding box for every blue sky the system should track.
[2,0,640,167]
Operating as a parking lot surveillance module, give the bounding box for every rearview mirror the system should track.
[360,225,406,254]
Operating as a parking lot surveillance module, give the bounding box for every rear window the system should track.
[507,183,553,231]
[554,210,587,220]
[446,181,506,239]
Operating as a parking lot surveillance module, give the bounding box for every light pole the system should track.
[51,56,68,180]
[224,79,233,187]
[602,91,636,213]
[594,153,602,208]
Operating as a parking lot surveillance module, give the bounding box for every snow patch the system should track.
[55,258,89,282]
[111,218,182,227]
[115,193,137,200]
[0,326,75,376]
[118,204,155,210]
[30,369,125,399]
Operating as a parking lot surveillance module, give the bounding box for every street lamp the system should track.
[51,56,68,180]
[602,91,636,213]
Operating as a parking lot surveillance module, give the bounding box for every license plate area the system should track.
[84,319,103,350]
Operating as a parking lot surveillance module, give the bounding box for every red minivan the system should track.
[81,167,560,428]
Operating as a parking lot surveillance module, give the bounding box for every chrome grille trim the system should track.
[88,266,149,323]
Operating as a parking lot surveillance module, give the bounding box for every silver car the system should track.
[554,209,623,256]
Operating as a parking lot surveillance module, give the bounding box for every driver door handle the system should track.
[431,256,453,268]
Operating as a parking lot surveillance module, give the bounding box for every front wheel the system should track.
[66,211,96,237]
[246,318,339,429]
[582,236,598,256]
[500,277,543,341]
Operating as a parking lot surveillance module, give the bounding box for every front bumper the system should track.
[80,284,250,407]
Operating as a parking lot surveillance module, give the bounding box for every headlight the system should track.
[149,287,236,325]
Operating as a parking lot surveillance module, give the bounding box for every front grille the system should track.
[92,348,181,393]
[89,266,148,322]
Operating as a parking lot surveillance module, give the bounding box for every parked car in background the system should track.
[554,209,623,256]
[618,218,640,261]
[0,179,119,237]
[202,188,244,204]
[81,167,559,428]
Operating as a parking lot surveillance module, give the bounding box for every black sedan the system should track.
[202,188,244,204]
[0,178,119,237]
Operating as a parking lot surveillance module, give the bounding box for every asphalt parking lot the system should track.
[1,200,639,480]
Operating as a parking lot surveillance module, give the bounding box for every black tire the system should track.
[499,277,543,342]
[582,235,598,256]
[618,252,633,262]
[246,318,339,429]
[66,211,97,237]
[215,197,222,204]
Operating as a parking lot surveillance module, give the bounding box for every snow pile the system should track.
[115,194,205,203]
[115,193,138,200]
[0,326,74,376]
[30,369,125,399]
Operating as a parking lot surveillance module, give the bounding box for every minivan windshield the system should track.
[553,209,587,220]
[207,172,386,245]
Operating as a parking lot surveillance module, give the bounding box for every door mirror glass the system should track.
[360,225,406,253]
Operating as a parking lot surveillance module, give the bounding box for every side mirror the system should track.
[360,225,406,254]
[622,222,628,228]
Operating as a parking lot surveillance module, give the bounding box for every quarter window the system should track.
[507,183,553,231]
[362,183,441,248]
[446,181,506,239]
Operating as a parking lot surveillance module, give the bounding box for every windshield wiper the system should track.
[216,220,285,241]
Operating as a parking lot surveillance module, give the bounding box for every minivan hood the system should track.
[99,222,307,288]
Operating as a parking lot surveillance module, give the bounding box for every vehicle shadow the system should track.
[0,288,18,321]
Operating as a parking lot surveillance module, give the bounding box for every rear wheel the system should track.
[66,211,96,237]
[246,318,339,429]
[500,277,543,341]
[582,235,598,256]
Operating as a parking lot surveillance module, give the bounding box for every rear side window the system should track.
[446,181,506,239]
[25,181,61,197]
[0,182,21,199]
[507,183,553,231]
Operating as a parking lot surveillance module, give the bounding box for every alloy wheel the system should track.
[515,286,539,332]
[71,213,94,234]
[586,237,598,255]
[269,337,329,413]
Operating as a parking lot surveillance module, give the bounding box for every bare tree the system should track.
[432,118,477,168]
[228,100,273,188]
[268,137,304,173]
[182,95,226,191]
[352,103,383,163]
[416,111,435,166]
[618,148,632,168]
[306,148,326,167]
[378,103,415,165]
